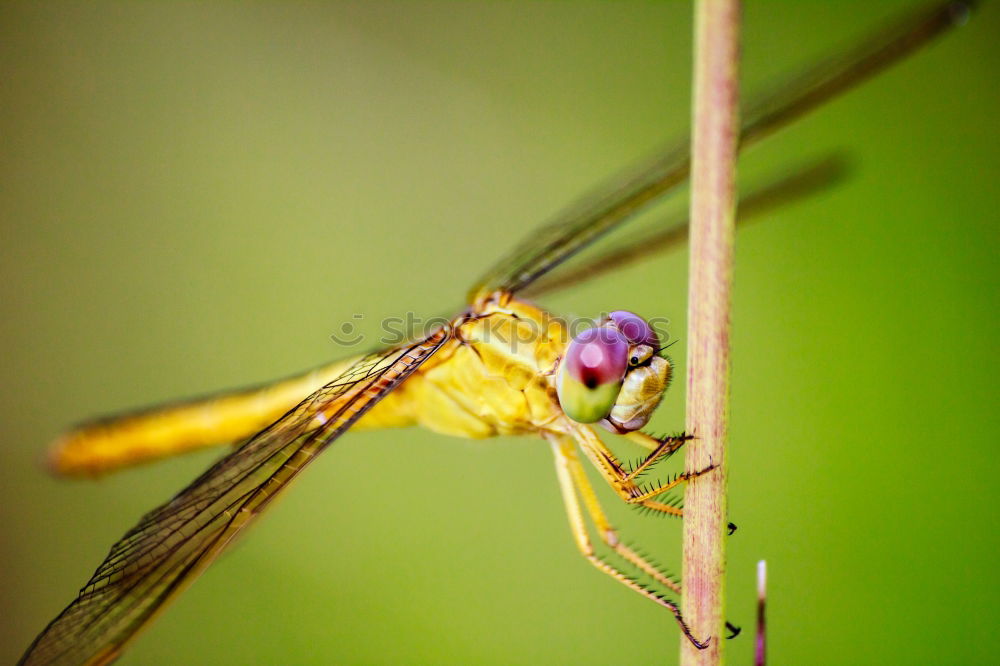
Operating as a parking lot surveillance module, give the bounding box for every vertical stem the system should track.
[681,1,740,664]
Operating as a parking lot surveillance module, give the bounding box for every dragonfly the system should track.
[18,3,971,664]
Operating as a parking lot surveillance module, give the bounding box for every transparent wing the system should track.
[18,329,450,666]
[521,155,848,299]
[467,140,691,302]
[468,0,970,301]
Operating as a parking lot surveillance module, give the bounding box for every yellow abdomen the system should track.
[49,297,568,477]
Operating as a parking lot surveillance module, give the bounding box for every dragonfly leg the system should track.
[547,435,707,649]
[622,431,692,481]
[549,434,682,595]
[623,430,666,451]
[573,425,716,516]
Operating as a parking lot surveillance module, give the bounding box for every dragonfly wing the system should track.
[18,330,449,666]
[520,155,848,299]
[467,141,692,303]
[468,1,970,302]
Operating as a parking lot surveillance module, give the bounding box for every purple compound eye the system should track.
[608,310,659,348]
[557,325,629,424]
[564,326,629,388]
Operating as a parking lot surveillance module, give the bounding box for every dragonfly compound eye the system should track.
[607,310,660,348]
[557,325,628,423]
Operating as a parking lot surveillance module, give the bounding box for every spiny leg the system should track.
[547,435,708,649]
[574,425,715,515]
[622,431,692,481]
[557,436,681,595]
[623,430,662,451]
[626,432,738,535]
[622,432,741,637]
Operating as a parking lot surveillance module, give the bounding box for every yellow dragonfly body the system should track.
[19,3,971,664]
[51,296,579,474]
[51,295,649,475]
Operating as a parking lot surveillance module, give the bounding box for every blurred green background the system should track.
[1,2,997,664]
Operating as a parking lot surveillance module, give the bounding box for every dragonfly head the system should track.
[556,311,671,433]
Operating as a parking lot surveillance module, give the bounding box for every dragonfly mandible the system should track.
[18,3,971,664]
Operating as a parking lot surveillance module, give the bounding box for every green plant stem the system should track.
[680,1,740,664]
